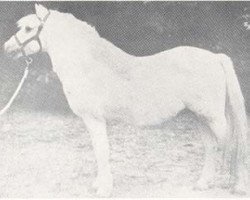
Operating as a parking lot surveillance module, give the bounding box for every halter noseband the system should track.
[14,10,50,58]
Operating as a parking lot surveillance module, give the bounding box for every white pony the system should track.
[4,4,248,197]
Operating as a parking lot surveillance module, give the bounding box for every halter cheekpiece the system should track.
[14,10,50,58]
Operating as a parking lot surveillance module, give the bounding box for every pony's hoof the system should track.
[92,174,113,197]
[92,178,99,189]
[96,186,113,197]
[193,180,213,191]
[231,185,247,195]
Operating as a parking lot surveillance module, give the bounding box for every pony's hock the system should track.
[3,4,249,197]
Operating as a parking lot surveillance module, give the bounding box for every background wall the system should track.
[0,2,249,114]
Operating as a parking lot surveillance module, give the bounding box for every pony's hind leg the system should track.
[194,114,228,190]
[194,119,218,190]
[82,114,113,197]
[229,130,248,195]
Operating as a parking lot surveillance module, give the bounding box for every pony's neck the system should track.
[42,10,133,75]
[41,11,96,69]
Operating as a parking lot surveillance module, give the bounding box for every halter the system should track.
[14,10,50,58]
[0,11,51,116]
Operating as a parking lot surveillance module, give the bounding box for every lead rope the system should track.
[0,57,32,116]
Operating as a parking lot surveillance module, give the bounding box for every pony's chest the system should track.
[60,78,107,117]
[61,74,106,102]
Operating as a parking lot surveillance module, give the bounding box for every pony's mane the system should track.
[59,11,100,41]
[56,11,133,70]
[49,10,133,76]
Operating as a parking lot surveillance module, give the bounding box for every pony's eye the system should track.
[25,26,32,32]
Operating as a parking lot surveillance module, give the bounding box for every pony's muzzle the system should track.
[3,38,22,59]
[3,39,13,55]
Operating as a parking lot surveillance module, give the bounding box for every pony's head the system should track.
[4,4,50,59]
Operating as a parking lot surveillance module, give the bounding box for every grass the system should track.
[0,110,247,197]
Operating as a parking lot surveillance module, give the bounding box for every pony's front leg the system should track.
[82,114,113,197]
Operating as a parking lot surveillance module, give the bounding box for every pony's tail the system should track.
[219,54,248,191]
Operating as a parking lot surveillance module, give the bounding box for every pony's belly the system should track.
[104,83,186,126]
[102,95,185,126]
[131,98,185,127]
[104,106,134,124]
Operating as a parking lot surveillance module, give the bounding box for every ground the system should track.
[0,109,248,198]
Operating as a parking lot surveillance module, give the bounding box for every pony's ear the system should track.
[35,4,49,20]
